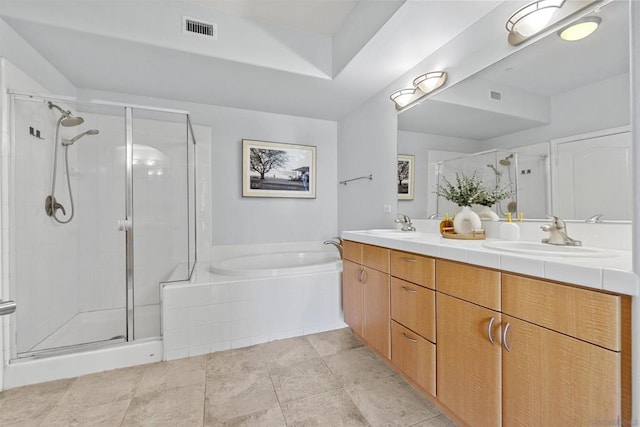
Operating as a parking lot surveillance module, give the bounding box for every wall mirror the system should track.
[397,0,630,221]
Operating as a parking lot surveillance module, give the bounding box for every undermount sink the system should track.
[366,229,419,238]
[482,241,618,258]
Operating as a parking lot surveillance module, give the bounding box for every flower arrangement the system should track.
[476,180,512,207]
[435,172,485,207]
[435,172,512,208]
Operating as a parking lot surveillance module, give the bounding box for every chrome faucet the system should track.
[323,237,343,259]
[541,216,582,246]
[395,213,416,231]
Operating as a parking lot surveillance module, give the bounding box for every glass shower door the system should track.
[11,96,128,356]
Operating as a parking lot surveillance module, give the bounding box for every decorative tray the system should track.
[441,227,486,240]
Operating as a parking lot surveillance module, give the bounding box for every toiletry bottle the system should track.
[440,213,453,234]
[500,212,520,240]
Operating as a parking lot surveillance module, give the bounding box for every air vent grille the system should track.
[490,90,501,101]
[183,16,217,39]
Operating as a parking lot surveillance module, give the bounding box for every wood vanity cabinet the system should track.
[501,274,629,426]
[390,250,436,395]
[436,260,502,427]
[341,240,390,358]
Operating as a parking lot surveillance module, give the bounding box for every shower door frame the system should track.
[7,91,196,359]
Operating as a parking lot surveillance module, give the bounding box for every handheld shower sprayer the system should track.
[62,129,99,146]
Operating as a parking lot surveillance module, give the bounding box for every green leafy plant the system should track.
[476,180,512,207]
[435,172,486,207]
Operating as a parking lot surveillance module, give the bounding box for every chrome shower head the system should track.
[62,129,99,146]
[499,153,514,166]
[48,101,85,127]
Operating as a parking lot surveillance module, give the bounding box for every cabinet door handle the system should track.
[502,322,511,352]
[401,257,417,263]
[402,332,417,343]
[358,269,364,283]
[361,270,368,284]
[401,286,417,294]
[487,317,495,345]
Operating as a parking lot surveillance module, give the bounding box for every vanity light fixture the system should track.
[413,71,447,94]
[558,16,601,41]
[506,0,565,44]
[390,88,417,109]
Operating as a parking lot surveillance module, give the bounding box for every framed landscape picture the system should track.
[398,154,414,200]
[242,139,317,198]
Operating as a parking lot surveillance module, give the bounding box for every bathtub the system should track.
[162,250,346,360]
[209,251,341,277]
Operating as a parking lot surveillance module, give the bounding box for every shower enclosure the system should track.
[7,93,196,359]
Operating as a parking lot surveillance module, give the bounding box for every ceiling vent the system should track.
[183,16,217,39]
[490,90,502,101]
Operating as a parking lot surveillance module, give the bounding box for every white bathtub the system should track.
[209,251,341,277]
[162,250,345,360]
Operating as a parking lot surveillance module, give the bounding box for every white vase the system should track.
[454,206,483,234]
[474,205,500,222]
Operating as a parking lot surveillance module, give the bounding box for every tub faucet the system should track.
[585,213,603,223]
[395,213,416,231]
[541,215,582,246]
[323,237,343,259]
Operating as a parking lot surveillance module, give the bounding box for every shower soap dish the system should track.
[441,227,486,240]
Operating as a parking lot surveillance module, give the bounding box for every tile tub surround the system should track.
[162,265,346,360]
[0,329,454,426]
[342,231,638,296]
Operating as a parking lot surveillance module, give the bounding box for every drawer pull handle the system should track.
[401,258,417,263]
[401,286,417,294]
[503,322,511,352]
[402,332,417,343]
[487,317,496,345]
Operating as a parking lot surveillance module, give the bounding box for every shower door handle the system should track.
[0,300,16,316]
[117,219,132,232]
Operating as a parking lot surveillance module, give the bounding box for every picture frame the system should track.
[242,139,316,198]
[398,154,415,200]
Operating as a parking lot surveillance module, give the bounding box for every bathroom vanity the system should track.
[341,232,632,427]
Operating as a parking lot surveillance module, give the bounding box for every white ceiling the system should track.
[0,0,502,120]
[398,0,629,139]
[185,0,359,35]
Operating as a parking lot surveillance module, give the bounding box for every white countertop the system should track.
[341,230,638,296]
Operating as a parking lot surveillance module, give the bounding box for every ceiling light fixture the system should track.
[413,71,447,94]
[391,71,448,110]
[558,16,601,41]
[390,88,417,109]
[506,0,565,44]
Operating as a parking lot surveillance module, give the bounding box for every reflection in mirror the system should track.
[397,0,629,221]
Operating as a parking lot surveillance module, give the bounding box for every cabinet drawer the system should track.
[342,240,362,264]
[363,244,390,273]
[391,278,435,342]
[436,260,501,311]
[390,250,435,289]
[502,274,622,351]
[391,320,436,396]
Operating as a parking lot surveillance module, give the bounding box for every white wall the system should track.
[481,73,630,150]
[397,130,477,218]
[78,89,338,248]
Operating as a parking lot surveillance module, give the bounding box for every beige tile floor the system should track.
[0,328,456,426]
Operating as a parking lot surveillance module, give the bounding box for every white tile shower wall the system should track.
[9,88,79,353]
[162,271,345,360]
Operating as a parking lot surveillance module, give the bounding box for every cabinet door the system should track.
[502,315,621,426]
[363,266,390,358]
[437,293,502,427]
[342,260,363,336]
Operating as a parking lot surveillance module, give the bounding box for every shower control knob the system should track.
[117,219,132,231]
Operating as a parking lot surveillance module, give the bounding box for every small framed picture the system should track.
[242,139,316,198]
[398,154,415,200]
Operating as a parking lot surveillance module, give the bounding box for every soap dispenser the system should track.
[500,212,520,241]
[440,213,453,234]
